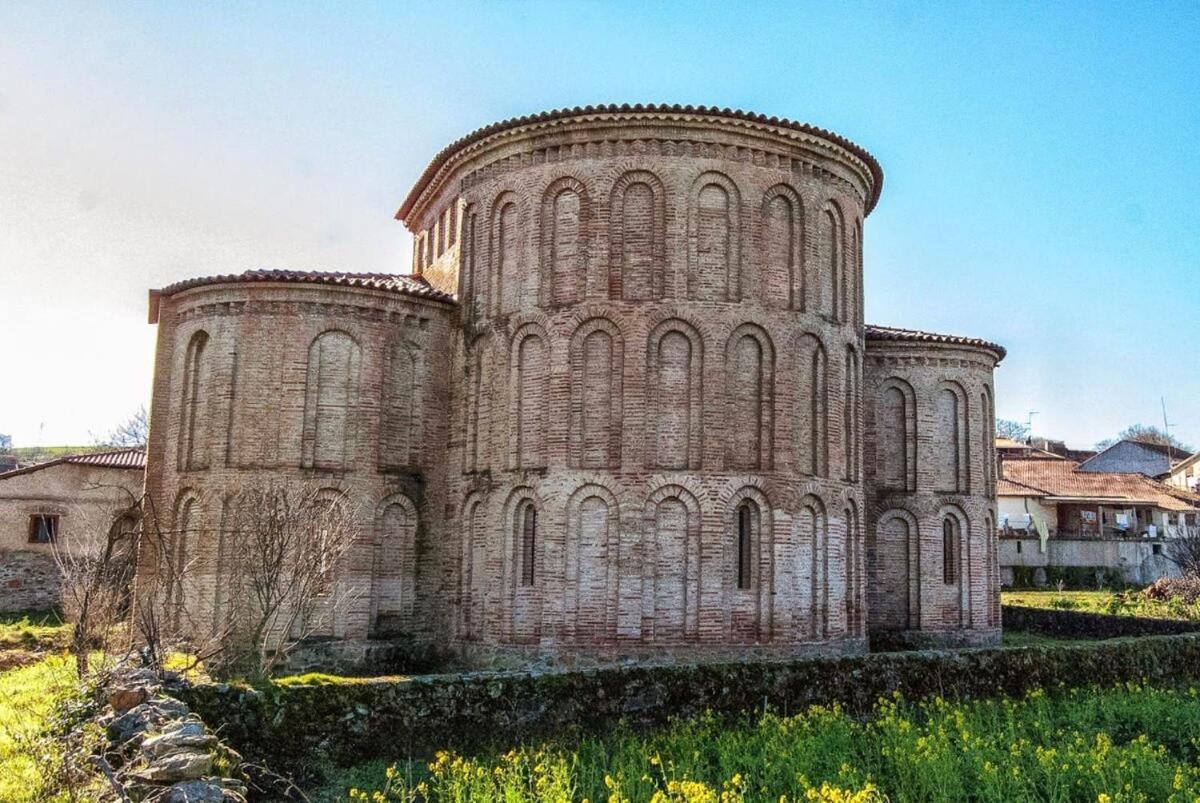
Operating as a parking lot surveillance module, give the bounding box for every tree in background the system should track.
[995,418,1030,441]
[98,406,149,449]
[1095,424,1193,455]
[0,433,12,452]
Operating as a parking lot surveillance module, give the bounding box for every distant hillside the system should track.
[9,445,111,466]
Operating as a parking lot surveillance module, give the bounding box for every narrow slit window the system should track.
[737,502,753,589]
[943,518,958,584]
[520,503,537,587]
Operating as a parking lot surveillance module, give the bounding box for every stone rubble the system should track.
[92,666,249,802]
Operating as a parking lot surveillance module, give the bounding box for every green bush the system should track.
[178,633,1200,781]
[323,685,1200,802]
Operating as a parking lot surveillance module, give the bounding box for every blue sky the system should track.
[0,1,1196,449]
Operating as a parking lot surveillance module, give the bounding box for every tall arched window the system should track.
[519,501,537,587]
[178,331,211,471]
[736,502,753,589]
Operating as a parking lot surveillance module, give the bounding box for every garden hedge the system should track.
[178,632,1200,773]
[1001,604,1200,639]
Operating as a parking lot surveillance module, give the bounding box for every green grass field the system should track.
[312,684,1200,802]
[1002,590,1200,621]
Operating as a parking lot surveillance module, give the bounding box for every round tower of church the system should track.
[401,104,883,664]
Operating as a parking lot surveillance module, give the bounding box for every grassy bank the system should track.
[314,683,1200,802]
[1003,590,1200,621]
[0,655,79,802]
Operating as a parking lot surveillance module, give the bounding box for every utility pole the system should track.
[1026,411,1038,444]
[1162,397,1177,463]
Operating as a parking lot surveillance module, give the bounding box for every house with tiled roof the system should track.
[1164,451,1200,494]
[0,447,145,613]
[997,457,1200,587]
[1077,438,1190,479]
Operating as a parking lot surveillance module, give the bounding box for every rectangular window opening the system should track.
[28,514,59,545]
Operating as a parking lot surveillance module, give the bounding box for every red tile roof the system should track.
[0,447,145,480]
[864,324,1006,361]
[396,103,885,223]
[999,459,1200,511]
[153,269,455,307]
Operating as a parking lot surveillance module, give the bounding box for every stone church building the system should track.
[141,104,1004,667]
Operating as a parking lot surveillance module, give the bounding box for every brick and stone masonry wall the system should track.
[141,281,457,644]
[141,106,1003,668]
[863,339,1002,648]
[0,549,59,613]
[421,111,876,665]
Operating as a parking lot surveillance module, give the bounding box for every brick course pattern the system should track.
[140,105,1003,667]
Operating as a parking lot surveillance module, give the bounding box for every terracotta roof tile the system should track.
[999,459,1200,511]
[155,270,456,304]
[864,324,1006,361]
[0,447,145,480]
[396,103,884,222]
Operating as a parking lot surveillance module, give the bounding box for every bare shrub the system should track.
[51,491,141,677]
[215,480,362,680]
[1143,575,1200,605]
[1168,525,1200,579]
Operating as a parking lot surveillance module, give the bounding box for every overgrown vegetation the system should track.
[313,683,1200,802]
[1003,589,1200,621]
[0,655,101,803]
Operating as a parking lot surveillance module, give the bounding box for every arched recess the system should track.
[842,346,860,482]
[870,509,920,631]
[609,170,666,300]
[568,318,624,468]
[795,333,829,477]
[372,494,418,636]
[761,184,803,310]
[564,484,621,642]
[939,505,970,628]
[877,378,917,491]
[645,319,704,470]
[503,487,541,643]
[169,491,202,630]
[508,324,550,469]
[983,510,996,628]
[852,217,864,326]
[379,340,421,470]
[464,335,489,473]
[687,172,742,301]
[178,330,212,471]
[725,485,774,641]
[724,324,775,470]
[935,381,971,493]
[980,385,995,496]
[792,494,828,639]
[844,500,862,636]
[818,202,844,321]
[489,192,522,317]
[458,493,488,640]
[302,330,361,470]
[644,484,702,643]
[540,177,590,306]
[461,204,483,317]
